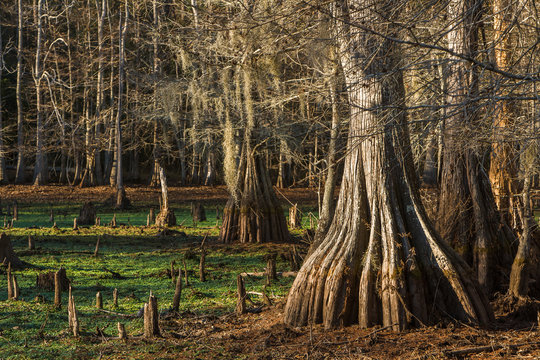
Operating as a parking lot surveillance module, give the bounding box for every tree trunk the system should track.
[15,0,25,184]
[0,234,23,267]
[220,69,289,244]
[284,0,493,330]
[437,0,514,294]
[314,61,341,246]
[155,165,176,226]
[33,0,47,186]
[0,23,6,183]
[489,0,519,227]
[115,2,129,209]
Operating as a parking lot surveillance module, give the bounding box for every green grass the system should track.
[0,203,314,359]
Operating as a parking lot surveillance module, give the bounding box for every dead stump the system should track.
[78,202,96,225]
[0,233,23,267]
[143,292,160,338]
[191,202,206,223]
[36,269,69,291]
[288,204,302,228]
[155,208,176,227]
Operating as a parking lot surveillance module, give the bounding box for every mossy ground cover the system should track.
[0,201,314,359]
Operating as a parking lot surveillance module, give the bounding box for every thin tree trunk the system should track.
[115,1,128,208]
[489,0,519,226]
[33,0,47,186]
[0,22,6,183]
[149,0,161,187]
[314,60,341,245]
[15,0,25,184]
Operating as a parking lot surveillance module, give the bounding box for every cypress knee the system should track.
[199,250,206,282]
[143,292,160,338]
[54,269,62,308]
[93,237,100,257]
[236,274,246,315]
[12,275,19,300]
[117,322,127,340]
[113,288,118,307]
[172,269,182,312]
[96,291,103,309]
[6,262,13,300]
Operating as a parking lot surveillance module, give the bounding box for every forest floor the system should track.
[0,185,539,359]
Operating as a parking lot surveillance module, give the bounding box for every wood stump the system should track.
[117,322,127,340]
[73,218,78,230]
[6,263,13,300]
[0,233,22,267]
[266,254,277,285]
[54,269,63,308]
[95,217,101,226]
[67,286,79,336]
[96,291,103,309]
[113,288,118,307]
[183,258,189,286]
[236,274,247,315]
[143,292,160,338]
[78,202,96,225]
[155,208,176,227]
[13,202,18,221]
[36,269,69,290]
[12,275,20,300]
[172,269,182,312]
[199,250,206,282]
[49,208,54,223]
[28,236,35,250]
[288,204,302,228]
[191,202,206,224]
[94,237,100,257]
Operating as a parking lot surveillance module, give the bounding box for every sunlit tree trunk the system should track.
[115,0,129,208]
[33,0,47,185]
[489,0,519,227]
[219,68,289,244]
[15,0,26,184]
[284,0,493,330]
[438,0,514,294]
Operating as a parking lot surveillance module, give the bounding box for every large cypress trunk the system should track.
[284,0,493,330]
[219,145,289,244]
[437,0,514,295]
[219,68,289,244]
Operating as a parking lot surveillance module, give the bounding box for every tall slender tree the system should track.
[15,0,25,183]
[33,0,47,185]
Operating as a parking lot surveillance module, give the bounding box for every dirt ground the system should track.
[0,184,319,205]
[152,294,540,359]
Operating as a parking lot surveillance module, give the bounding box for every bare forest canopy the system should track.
[0,0,537,191]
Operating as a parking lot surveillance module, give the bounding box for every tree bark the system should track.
[489,0,519,226]
[437,0,514,294]
[115,1,129,209]
[33,0,47,186]
[219,68,290,244]
[314,59,341,246]
[284,0,493,330]
[15,0,25,184]
[0,23,6,183]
